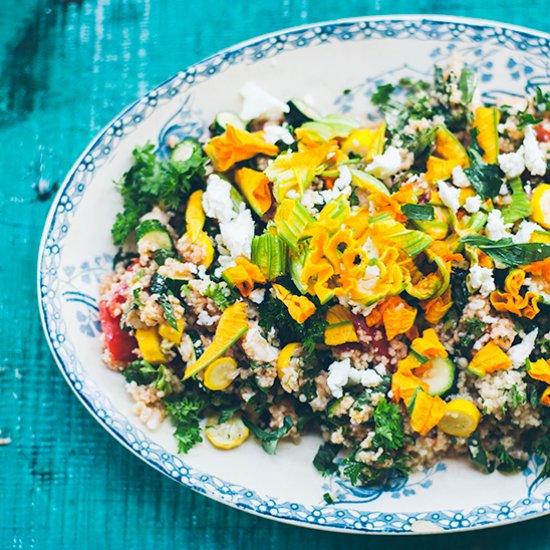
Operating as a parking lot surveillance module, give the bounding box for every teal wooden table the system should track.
[1,2,549,548]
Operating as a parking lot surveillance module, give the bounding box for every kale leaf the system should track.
[257,293,327,358]
[313,442,340,476]
[123,359,158,385]
[451,267,470,314]
[242,415,294,454]
[492,444,528,473]
[467,431,495,473]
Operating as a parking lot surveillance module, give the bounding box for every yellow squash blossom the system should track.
[527,358,550,385]
[223,257,267,297]
[391,364,428,404]
[468,342,512,376]
[541,387,550,407]
[490,269,540,319]
[411,328,447,359]
[265,141,337,201]
[421,288,453,325]
[234,167,273,216]
[204,124,278,172]
[341,123,386,161]
[410,389,446,435]
[272,283,316,324]
[324,305,358,346]
[381,296,417,341]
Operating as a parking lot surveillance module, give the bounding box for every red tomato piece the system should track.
[99,300,137,364]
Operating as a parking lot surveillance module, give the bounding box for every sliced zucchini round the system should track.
[286,99,321,127]
[135,219,173,251]
[171,137,201,163]
[208,112,247,136]
[417,357,456,396]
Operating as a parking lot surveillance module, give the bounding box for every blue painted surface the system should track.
[1,1,549,548]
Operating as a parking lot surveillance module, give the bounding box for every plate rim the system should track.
[37,14,550,535]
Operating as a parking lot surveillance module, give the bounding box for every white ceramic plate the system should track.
[38,15,550,534]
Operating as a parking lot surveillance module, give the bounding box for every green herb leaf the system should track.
[242,415,294,454]
[313,442,339,476]
[492,444,528,473]
[463,164,502,200]
[163,395,204,454]
[371,83,395,106]
[401,203,435,221]
[460,235,550,267]
[122,359,158,385]
[373,397,405,451]
[203,282,238,311]
[111,143,206,245]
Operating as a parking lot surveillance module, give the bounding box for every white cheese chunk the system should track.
[438,180,461,214]
[468,265,496,296]
[498,146,525,178]
[523,125,546,176]
[365,146,402,178]
[239,82,289,120]
[220,209,255,258]
[508,329,538,368]
[464,195,482,213]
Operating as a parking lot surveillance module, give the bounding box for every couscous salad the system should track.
[99,63,550,486]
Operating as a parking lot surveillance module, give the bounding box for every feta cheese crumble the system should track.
[512,221,542,244]
[203,174,238,222]
[327,359,383,398]
[365,146,402,179]
[523,125,547,176]
[486,209,512,241]
[319,165,352,202]
[452,165,471,188]
[263,124,294,145]
[239,82,289,120]
[468,265,496,296]
[464,194,483,214]
[327,359,352,398]
[220,209,255,259]
[508,329,538,368]
[498,146,525,179]
[438,180,461,214]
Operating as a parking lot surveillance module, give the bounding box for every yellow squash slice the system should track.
[438,398,480,437]
[203,357,238,391]
[183,302,249,379]
[472,107,500,164]
[205,414,249,450]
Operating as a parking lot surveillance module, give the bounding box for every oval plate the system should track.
[38,15,550,535]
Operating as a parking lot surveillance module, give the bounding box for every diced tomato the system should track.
[350,315,390,359]
[536,122,550,143]
[99,300,137,364]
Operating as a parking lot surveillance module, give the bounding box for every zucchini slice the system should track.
[135,219,173,252]
[286,99,321,127]
[171,137,202,163]
[417,357,456,396]
[208,112,247,136]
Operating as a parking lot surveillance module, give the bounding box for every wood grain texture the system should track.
[0,1,548,548]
